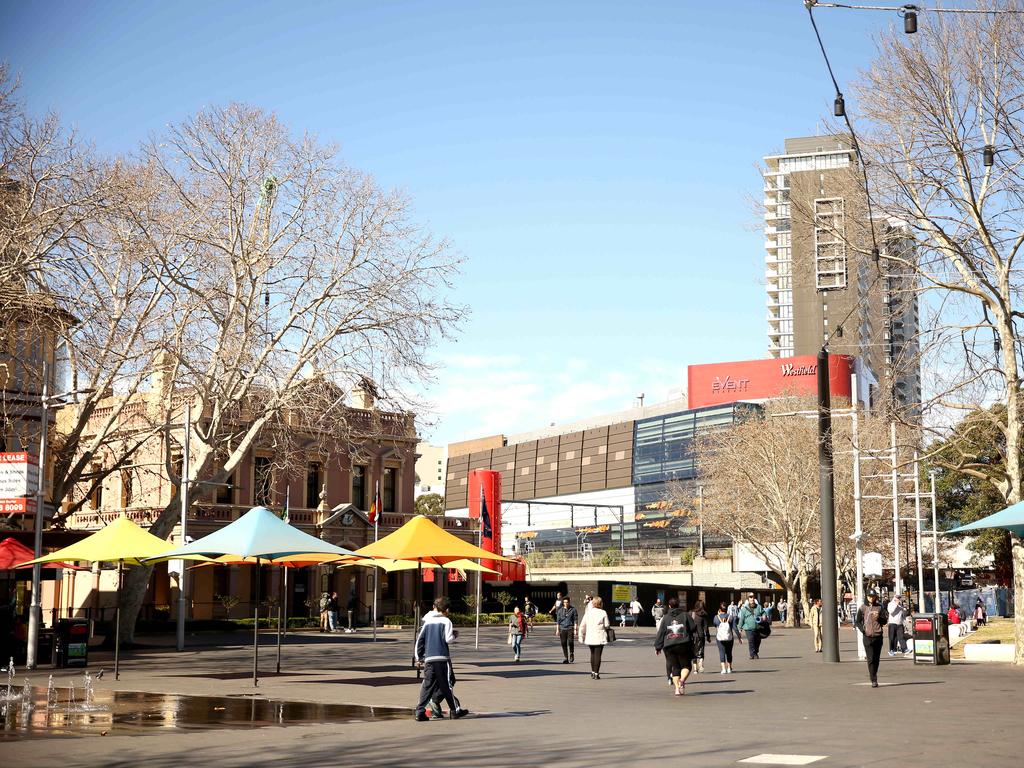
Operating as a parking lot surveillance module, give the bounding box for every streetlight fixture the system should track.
[903,6,918,34]
[26,361,96,670]
[983,144,996,167]
[834,93,846,117]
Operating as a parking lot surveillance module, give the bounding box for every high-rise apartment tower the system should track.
[763,135,921,414]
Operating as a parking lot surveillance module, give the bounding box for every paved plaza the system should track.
[3,623,1021,767]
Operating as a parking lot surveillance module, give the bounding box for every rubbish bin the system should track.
[54,618,90,668]
[913,613,950,665]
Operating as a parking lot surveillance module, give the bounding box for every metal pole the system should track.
[816,347,840,662]
[619,505,624,553]
[930,471,940,611]
[276,565,285,674]
[913,451,925,613]
[698,486,705,558]
[253,558,260,687]
[114,560,123,680]
[176,402,191,652]
[372,518,378,642]
[890,421,903,597]
[475,520,482,650]
[851,374,866,660]
[27,361,48,669]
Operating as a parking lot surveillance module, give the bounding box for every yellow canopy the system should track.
[338,557,499,575]
[19,517,172,566]
[352,515,514,566]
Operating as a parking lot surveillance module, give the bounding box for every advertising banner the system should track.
[0,452,39,497]
[611,584,636,603]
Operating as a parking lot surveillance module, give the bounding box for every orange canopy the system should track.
[353,515,513,566]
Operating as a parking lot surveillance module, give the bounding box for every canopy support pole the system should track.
[413,560,422,679]
[372,519,378,642]
[253,558,260,687]
[276,564,285,674]
[114,559,123,680]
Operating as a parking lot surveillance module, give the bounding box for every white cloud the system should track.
[421,354,689,445]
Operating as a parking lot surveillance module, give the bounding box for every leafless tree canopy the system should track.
[850,1,1024,660]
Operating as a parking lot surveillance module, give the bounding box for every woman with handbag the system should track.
[578,596,611,679]
[507,606,528,662]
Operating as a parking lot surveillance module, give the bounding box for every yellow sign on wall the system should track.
[612,584,636,603]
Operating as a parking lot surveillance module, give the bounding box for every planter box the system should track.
[963,643,1016,662]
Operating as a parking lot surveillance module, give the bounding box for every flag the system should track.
[480,486,492,539]
[368,480,381,525]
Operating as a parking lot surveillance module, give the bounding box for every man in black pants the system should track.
[414,597,469,720]
[855,589,889,688]
[555,596,579,663]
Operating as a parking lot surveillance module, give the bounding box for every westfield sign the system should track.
[780,362,817,377]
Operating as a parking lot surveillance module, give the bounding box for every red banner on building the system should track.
[687,354,853,409]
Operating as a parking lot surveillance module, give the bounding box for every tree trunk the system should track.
[785,583,797,628]
[119,564,154,643]
[798,564,810,626]
[118,496,189,642]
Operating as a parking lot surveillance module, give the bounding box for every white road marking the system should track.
[737,755,827,765]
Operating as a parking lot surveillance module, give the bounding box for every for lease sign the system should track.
[0,452,40,497]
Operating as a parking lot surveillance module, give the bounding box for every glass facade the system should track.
[629,403,759,549]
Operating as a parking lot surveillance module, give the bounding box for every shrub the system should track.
[680,546,697,566]
[383,614,414,625]
[598,549,623,567]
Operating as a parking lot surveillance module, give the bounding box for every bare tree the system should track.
[687,399,820,627]
[101,104,464,639]
[849,2,1024,662]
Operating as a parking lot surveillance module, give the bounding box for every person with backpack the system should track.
[713,602,735,674]
[654,596,697,696]
[737,596,764,659]
[855,589,888,688]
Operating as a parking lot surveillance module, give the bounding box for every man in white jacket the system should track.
[886,595,910,656]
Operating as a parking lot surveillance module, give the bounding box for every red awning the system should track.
[0,537,82,570]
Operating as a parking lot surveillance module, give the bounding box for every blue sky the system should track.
[3,0,893,444]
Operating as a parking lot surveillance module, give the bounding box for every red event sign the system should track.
[687,354,853,409]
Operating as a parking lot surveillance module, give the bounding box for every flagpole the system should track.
[475,486,483,650]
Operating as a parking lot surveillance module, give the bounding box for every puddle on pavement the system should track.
[2,686,409,740]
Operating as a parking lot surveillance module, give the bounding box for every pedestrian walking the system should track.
[507,606,528,662]
[947,604,962,625]
[318,592,330,632]
[555,596,579,663]
[549,592,564,617]
[651,598,666,624]
[886,595,909,656]
[578,595,611,679]
[583,594,593,613]
[690,600,708,673]
[974,599,987,627]
[327,591,340,632]
[414,597,469,720]
[778,599,788,624]
[738,596,764,659]
[616,603,628,627]
[629,597,643,627]
[809,597,823,653]
[524,597,537,628]
[654,597,697,696]
[713,602,735,674]
[854,589,889,688]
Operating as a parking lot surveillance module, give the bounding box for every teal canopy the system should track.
[945,501,1024,538]
[147,505,356,562]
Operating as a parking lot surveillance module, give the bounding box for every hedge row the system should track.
[384,612,553,626]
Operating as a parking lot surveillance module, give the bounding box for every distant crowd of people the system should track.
[411,587,963,718]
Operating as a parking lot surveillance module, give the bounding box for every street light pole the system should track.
[176,402,191,652]
[816,347,840,663]
[890,421,903,597]
[913,451,925,613]
[697,486,704,558]
[850,374,866,660]
[26,362,49,670]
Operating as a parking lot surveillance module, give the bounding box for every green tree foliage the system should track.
[929,407,1013,583]
[415,493,445,516]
